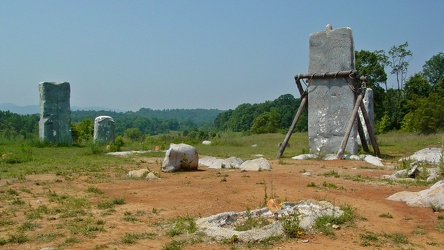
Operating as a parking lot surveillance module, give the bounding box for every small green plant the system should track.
[234,209,271,231]
[166,215,197,237]
[35,232,65,243]
[97,197,125,209]
[321,170,340,178]
[281,213,303,238]
[359,231,410,247]
[121,232,156,244]
[322,181,339,189]
[359,231,379,246]
[306,182,317,187]
[427,241,439,246]
[437,214,444,220]
[436,223,444,233]
[7,231,29,244]
[6,188,19,196]
[18,221,40,231]
[382,232,409,244]
[123,211,138,223]
[162,239,186,250]
[67,216,105,237]
[10,197,25,205]
[59,237,81,247]
[87,186,104,194]
[379,212,394,219]
[314,204,356,237]
[412,229,426,235]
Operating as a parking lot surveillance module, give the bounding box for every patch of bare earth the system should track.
[2,157,444,249]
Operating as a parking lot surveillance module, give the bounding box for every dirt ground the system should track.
[2,156,444,249]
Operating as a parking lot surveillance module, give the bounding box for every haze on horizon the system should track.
[1,0,443,112]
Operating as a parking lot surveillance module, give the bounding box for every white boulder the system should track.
[202,140,212,145]
[399,148,442,165]
[162,143,198,172]
[199,156,243,169]
[239,157,271,171]
[387,180,444,210]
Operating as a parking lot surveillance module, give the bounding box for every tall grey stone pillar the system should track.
[93,116,115,144]
[307,25,357,154]
[38,82,72,145]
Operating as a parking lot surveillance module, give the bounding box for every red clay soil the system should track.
[2,157,444,250]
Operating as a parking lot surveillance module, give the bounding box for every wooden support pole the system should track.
[336,91,364,159]
[276,78,308,158]
[295,78,305,96]
[276,94,307,158]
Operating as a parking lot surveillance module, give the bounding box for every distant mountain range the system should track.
[0,103,124,115]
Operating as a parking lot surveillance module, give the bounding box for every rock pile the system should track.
[196,200,343,242]
[199,156,272,171]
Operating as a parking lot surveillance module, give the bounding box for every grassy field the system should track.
[0,132,443,179]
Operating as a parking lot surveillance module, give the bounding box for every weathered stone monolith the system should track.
[307,25,357,154]
[93,116,115,144]
[38,82,72,145]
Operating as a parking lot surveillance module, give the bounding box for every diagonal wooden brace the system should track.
[276,78,307,158]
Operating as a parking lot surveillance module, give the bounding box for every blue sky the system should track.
[1,0,443,111]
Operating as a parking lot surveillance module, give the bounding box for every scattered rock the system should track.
[400,148,442,165]
[292,154,317,160]
[146,172,159,180]
[199,156,243,169]
[128,169,149,178]
[363,155,384,167]
[302,171,312,177]
[106,150,150,156]
[387,180,444,210]
[239,157,271,171]
[292,153,384,167]
[202,140,212,145]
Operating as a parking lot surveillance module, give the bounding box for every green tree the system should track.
[124,128,144,141]
[402,93,444,134]
[422,52,444,87]
[250,108,279,134]
[71,118,94,144]
[378,42,413,130]
[225,103,257,132]
[388,42,413,92]
[355,50,388,122]
[404,73,430,100]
